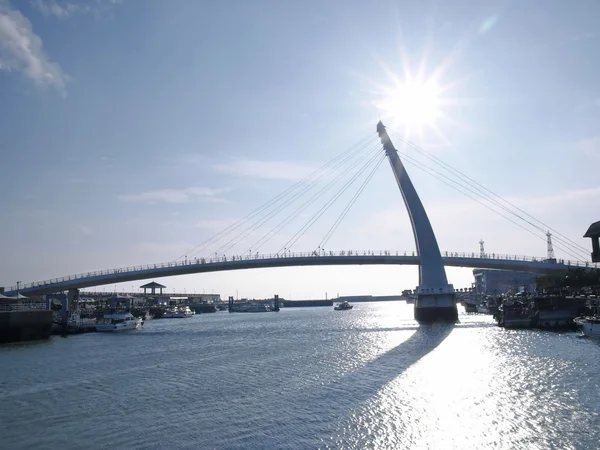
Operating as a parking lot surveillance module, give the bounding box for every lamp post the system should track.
[16,281,20,298]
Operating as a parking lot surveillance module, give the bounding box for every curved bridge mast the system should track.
[377,121,457,322]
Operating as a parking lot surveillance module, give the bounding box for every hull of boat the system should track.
[96,319,143,332]
[500,318,533,328]
[334,306,353,310]
[463,303,478,313]
[575,317,600,337]
[476,305,490,314]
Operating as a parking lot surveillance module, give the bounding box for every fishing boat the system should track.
[496,300,534,329]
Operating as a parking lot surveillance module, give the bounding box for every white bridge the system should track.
[5,250,594,296]
[6,122,596,323]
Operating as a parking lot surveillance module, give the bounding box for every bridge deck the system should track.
[5,251,596,296]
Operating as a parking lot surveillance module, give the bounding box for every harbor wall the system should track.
[283,300,333,307]
[0,310,53,344]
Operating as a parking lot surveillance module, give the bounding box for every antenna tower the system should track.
[546,231,555,260]
[479,239,485,258]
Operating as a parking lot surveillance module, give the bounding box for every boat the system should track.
[334,301,353,311]
[164,306,195,318]
[574,316,600,338]
[463,298,478,313]
[68,313,96,332]
[162,308,176,318]
[496,300,534,329]
[234,303,271,313]
[476,301,490,314]
[96,312,143,332]
[179,306,195,317]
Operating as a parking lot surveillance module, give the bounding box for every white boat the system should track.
[163,308,177,318]
[181,306,195,317]
[334,301,353,311]
[163,306,194,318]
[96,312,143,332]
[574,316,600,338]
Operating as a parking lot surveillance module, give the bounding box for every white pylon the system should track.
[546,231,555,260]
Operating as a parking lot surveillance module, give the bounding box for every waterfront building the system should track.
[473,269,537,294]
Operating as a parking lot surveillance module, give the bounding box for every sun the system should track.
[376,80,442,130]
[368,48,466,141]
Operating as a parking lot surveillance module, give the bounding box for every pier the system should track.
[0,297,52,343]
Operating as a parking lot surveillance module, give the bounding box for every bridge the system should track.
[4,251,592,297]
[5,122,596,322]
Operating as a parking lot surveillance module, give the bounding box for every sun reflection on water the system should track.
[322,309,599,449]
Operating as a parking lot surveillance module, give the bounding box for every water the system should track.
[1,302,599,449]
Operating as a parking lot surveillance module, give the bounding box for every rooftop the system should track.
[140,281,166,289]
[584,221,600,238]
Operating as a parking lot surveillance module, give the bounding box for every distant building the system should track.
[473,269,537,294]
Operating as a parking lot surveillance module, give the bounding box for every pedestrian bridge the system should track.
[6,250,595,296]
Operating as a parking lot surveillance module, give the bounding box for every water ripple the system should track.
[1,303,599,449]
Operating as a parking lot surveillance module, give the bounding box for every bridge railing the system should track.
[8,250,597,291]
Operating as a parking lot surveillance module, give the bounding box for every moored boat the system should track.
[496,300,534,329]
[96,312,143,332]
[233,303,271,313]
[574,316,600,338]
[68,313,97,332]
[463,298,478,313]
[476,301,490,314]
[164,306,195,318]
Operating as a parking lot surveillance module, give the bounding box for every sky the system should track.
[1,0,599,299]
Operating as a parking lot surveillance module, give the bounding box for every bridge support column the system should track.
[414,286,457,322]
[377,122,457,322]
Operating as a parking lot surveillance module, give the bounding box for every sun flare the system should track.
[376,80,442,131]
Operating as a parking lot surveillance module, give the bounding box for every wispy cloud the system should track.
[0,0,67,92]
[212,158,318,181]
[118,187,230,204]
[31,0,121,19]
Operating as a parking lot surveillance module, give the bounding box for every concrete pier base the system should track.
[414,292,458,323]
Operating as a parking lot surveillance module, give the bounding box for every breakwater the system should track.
[283,299,333,307]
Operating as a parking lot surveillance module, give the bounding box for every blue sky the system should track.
[1,0,599,299]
